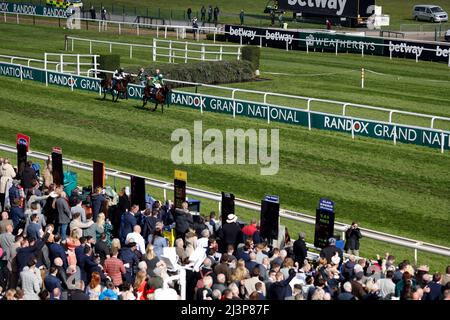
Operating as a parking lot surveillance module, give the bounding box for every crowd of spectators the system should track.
[0,157,449,301]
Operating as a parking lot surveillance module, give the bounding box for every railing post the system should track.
[109,43,112,53]
[169,40,172,63]
[431,117,436,129]
[98,20,101,32]
[307,99,311,130]
[231,89,237,100]
[213,28,216,43]
[89,41,92,54]
[414,248,418,266]
[156,26,159,38]
[264,93,269,104]
[152,38,156,62]
[164,26,167,38]
[118,23,121,35]
[260,36,262,48]
[335,39,338,55]
[71,38,74,51]
[361,45,364,58]
[393,124,397,145]
[351,118,355,140]
[306,42,309,54]
[219,45,223,61]
[163,189,167,202]
[237,47,241,60]
[342,103,347,116]
[130,45,133,59]
[16,13,18,24]
[137,24,139,36]
[389,110,394,123]
[286,40,288,51]
[19,65,23,82]
[60,54,64,73]
[76,54,80,76]
[185,42,188,63]
[267,106,270,124]
[441,131,445,154]
[201,44,205,61]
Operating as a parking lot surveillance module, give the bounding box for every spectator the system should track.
[192,17,199,41]
[207,5,212,23]
[187,7,192,21]
[200,5,206,22]
[213,6,220,24]
[268,269,296,300]
[69,211,94,239]
[26,213,42,240]
[86,271,102,300]
[55,190,71,240]
[376,269,396,299]
[337,282,355,300]
[320,237,343,267]
[148,226,168,258]
[0,211,13,234]
[0,159,16,210]
[345,222,362,256]
[423,273,443,301]
[70,198,86,222]
[0,223,15,268]
[99,281,119,300]
[10,198,25,233]
[174,201,193,240]
[120,204,138,243]
[240,10,245,25]
[104,248,126,287]
[20,161,36,195]
[41,158,53,191]
[68,280,89,300]
[441,266,450,286]
[90,187,105,222]
[293,232,307,267]
[44,266,62,293]
[120,282,136,300]
[100,7,107,20]
[395,271,416,299]
[126,225,146,256]
[90,6,96,20]
[242,218,258,239]
[217,214,243,252]
[20,258,41,300]
[119,242,139,283]
[326,19,332,30]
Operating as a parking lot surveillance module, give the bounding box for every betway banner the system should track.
[225,25,299,49]
[278,0,375,17]
[0,1,71,18]
[169,91,450,151]
[384,39,450,63]
[299,32,383,55]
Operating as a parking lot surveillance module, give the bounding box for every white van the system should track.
[412,5,448,22]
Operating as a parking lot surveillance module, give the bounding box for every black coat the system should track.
[21,167,36,189]
[174,209,193,235]
[90,193,105,221]
[345,228,362,250]
[218,222,243,250]
[267,272,295,300]
[293,238,307,266]
[320,245,343,265]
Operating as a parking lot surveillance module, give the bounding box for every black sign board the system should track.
[314,198,335,248]
[383,39,450,63]
[260,195,280,240]
[130,175,146,210]
[278,0,374,18]
[174,179,186,210]
[92,160,105,189]
[221,192,235,225]
[51,149,64,186]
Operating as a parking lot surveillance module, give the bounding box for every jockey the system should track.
[112,68,124,88]
[137,67,147,86]
[148,69,164,96]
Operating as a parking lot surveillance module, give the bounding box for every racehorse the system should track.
[101,74,133,102]
[142,84,171,113]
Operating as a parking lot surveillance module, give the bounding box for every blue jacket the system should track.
[77,254,98,283]
[118,247,139,272]
[8,185,21,203]
[99,289,118,300]
[90,193,105,221]
[120,212,137,243]
[10,206,25,229]
[267,272,295,300]
[44,274,63,292]
[26,222,41,240]
[16,232,50,271]
[48,243,68,270]
[245,260,259,274]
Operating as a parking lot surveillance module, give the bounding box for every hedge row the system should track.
[126,60,254,87]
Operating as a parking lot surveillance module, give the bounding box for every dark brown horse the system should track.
[142,84,170,112]
[101,74,133,102]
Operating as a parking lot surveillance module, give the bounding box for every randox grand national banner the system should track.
[0,1,71,18]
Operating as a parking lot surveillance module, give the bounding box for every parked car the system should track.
[445,29,450,42]
[412,5,448,22]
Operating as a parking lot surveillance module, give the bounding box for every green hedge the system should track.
[241,46,260,71]
[98,54,120,79]
[205,33,227,42]
[126,60,254,87]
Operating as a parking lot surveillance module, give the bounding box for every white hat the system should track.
[331,254,340,265]
[226,214,237,224]
[49,191,58,198]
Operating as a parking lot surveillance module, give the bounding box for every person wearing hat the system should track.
[293,232,308,268]
[217,214,243,253]
[344,222,362,257]
[0,158,16,210]
[112,68,125,89]
[319,237,343,267]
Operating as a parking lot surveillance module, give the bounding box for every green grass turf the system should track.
[0,22,448,269]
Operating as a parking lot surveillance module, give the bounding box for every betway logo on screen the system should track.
[286,0,348,16]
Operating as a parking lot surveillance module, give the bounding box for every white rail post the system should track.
[163,189,167,202]
[335,39,338,55]
[351,118,355,140]
[70,76,74,92]
[16,13,18,24]
[240,35,242,45]
[76,54,80,76]
[361,68,365,89]
[267,106,270,124]
[152,38,156,62]
[441,132,445,154]
[137,24,140,36]
[185,42,188,63]
[89,41,92,54]
[3,12,5,23]
[393,124,397,145]
[164,26,167,38]
[71,38,74,51]
[306,42,309,54]
[213,28,216,43]
[286,40,288,51]
[416,52,418,63]
[44,53,48,87]
[390,46,392,60]
[156,26,159,38]
[98,20,101,32]
[176,27,179,39]
[118,23,121,35]
[60,54,64,73]
[414,248,418,266]
[201,44,205,61]
[307,99,311,130]
[448,54,450,68]
[342,103,347,116]
[93,55,98,78]
[169,40,172,63]
[130,45,133,59]
[219,45,223,61]
[237,47,241,60]
[263,93,268,104]
[361,45,364,58]
[19,65,23,82]
[431,117,436,129]
[109,43,112,53]
[389,110,394,123]
[260,36,262,48]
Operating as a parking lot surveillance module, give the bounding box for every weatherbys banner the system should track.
[225,25,299,49]
[299,32,383,54]
[169,91,450,151]
[0,1,71,18]
[384,39,450,63]
[278,0,374,17]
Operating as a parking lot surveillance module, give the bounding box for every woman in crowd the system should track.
[86,272,103,300]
